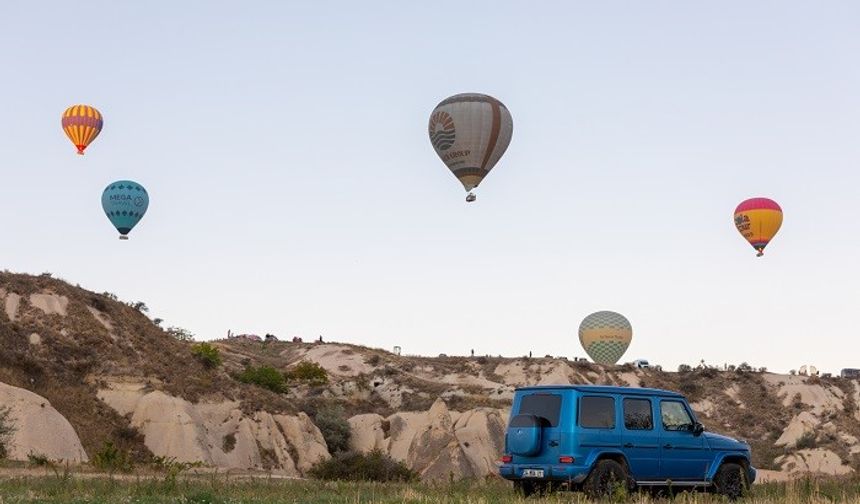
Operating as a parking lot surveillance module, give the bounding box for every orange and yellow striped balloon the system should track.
[734,198,783,257]
[61,105,103,155]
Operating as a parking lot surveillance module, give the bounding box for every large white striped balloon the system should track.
[578,311,633,365]
[428,93,513,195]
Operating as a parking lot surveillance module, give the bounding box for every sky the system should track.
[1,1,859,374]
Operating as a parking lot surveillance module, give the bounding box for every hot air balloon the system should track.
[62,105,103,155]
[102,181,148,240]
[428,93,513,202]
[734,198,783,257]
[578,311,632,365]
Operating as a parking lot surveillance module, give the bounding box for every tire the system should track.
[583,459,630,500]
[713,462,749,501]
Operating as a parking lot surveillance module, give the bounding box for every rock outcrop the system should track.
[349,399,506,481]
[98,381,330,474]
[776,449,853,476]
[0,381,88,462]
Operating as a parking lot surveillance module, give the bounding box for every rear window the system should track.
[623,398,653,430]
[579,396,615,429]
[518,394,562,427]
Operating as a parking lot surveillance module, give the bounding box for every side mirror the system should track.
[692,422,704,436]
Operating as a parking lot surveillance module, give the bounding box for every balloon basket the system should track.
[119,235,129,241]
[466,192,476,203]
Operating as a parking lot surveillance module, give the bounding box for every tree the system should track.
[131,301,149,313]
[166,326,194,342]
[152,318,163,327]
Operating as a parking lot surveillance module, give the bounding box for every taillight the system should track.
[559,456,574,464]
[501,455,513,463]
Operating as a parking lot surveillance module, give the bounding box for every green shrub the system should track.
[285,361,328,385]
[309,405,351,454]
[795,432,818,450]
[191,342,223,369]
[0,406,15,459]
[222,433,237,453]
[236,365,287,393]
[92,441,133,473]
[27,452,53,467]
[308,450,417,482]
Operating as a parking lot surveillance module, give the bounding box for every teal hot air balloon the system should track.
[102,180,148,240]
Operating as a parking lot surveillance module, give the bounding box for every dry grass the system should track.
[0,474,859,503]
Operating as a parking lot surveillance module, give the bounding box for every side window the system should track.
[623,398,653,430]
[660,401,693,431]
[518,394,562,427]
[579,396,615,429]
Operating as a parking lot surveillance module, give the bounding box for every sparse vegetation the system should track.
[222,433,237,453]
[284,361,328,385]
[191,342,222,369]
[91,441,134,473]
[236,365,288,393]
[130,301,149,313]
[26,452,52,467]
[309,450,417,482]
[0,407,15,459]
[166,326,195,342]
[795,431,818,450]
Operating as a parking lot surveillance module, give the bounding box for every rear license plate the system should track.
[522,469,544,478]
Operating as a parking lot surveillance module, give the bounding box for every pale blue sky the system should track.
[2,2,859,373]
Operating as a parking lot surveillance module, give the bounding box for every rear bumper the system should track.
[498,463,590,483]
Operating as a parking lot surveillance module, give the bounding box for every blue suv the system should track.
[499,385,755,499]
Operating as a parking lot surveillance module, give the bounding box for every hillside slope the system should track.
[1,272,858,480]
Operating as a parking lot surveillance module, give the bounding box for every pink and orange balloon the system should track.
[734,198,783,257]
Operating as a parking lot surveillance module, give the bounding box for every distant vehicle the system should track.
[841,368,860,379]
[633,359,650,369]
[499,385,755,500]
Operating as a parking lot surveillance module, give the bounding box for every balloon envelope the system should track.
[428,93,513,193]
[62,105,103,155]
[578,311,632,365]
[734,198,782,256]
[102,181,148,239]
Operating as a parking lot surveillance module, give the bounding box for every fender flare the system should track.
[583,449,631,474]
[706,452,751,481]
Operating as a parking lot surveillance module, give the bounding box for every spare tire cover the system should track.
[508,414,543,456]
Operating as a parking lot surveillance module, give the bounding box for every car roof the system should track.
[514,384,684,398]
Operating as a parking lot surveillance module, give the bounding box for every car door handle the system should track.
[663,444,673,449]
[623,443,634,448]
[549,440,559,447]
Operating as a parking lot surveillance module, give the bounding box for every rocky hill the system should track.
[1,272,858,481]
